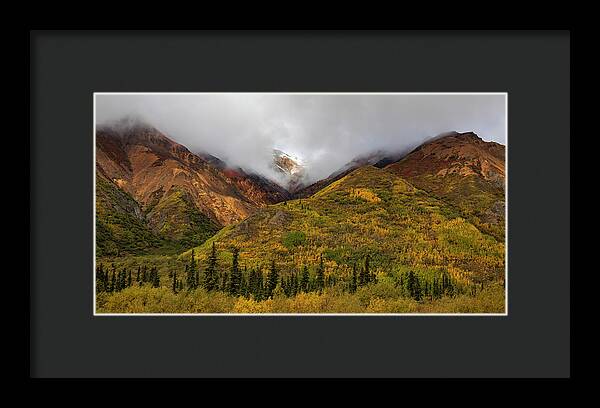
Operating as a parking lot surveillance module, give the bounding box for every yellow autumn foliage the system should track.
[349,187,381,203]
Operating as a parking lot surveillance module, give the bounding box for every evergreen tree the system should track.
[172,269,178,293]
[253,268,264,301]
[350,262,357,293]
[96,264,104,292]
[103,265,109,291]
[110,264,116,291]
[247,268,256,298]
[412,273,421,300]
[300,265,309,293]
[117,270,123,292]
[188,249,197,289]
[204,242,218,291]
[191,268,196,289]
[127,270,132,287]
[266,260,279,298]
[221,271,229,292]
[290,272,298,296]
[240,265,248,298]
[364,254,371,284]
[136,266,140,282]
[281,276,288,296]
[358,266,366,287]
[315,255,325,292]
[228,247,241,296]
[152,267,160,288]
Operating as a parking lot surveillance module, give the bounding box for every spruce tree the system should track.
[103,266,109,291]
[350,263,357,293]
[240,265,248,298]
[114,271,118,292]
[110,264,116,291]
[172,269,178,293]
[96,264,104,292]
[205,242,218,291]
[300,265,309,293]
[364,254,371,284]
[152,267,160,288]
[358,266,366,287]
[228,247,241,296]
[127,270,132,287]
[266,260,279,298]
[247,268,256,298]
[315,255,325,293]
[255,268,264,301]
[116,270,122,292]
[188,249,197,289]
[290,272,298,296]
[280,276,287,296]
[221,271,229,292]
[136,266,140,282]
[121,269,127,290]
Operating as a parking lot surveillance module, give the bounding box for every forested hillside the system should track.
[96,130,506,314]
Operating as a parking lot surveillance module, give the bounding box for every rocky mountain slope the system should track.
[96,123,506,264]
[185,165,505,285]
[271,149,307,193]
[385,131,505,240]
[96,121,291,255]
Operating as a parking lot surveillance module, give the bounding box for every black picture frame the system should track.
[30,30,571,378]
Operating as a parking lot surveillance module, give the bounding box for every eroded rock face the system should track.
[96,124,289,228]
[271,149,308,194]
[480,200,505,225]
[387,132,505,184]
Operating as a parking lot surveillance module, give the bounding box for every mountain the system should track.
[385,131,505,240]
[96,174,168,256]
[186,165,505,285]
[293,149,407,199]
[96,120,290,255]
[96,127,506,313]
[271,149,307,193]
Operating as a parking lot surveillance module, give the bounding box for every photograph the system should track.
[94,93,507,315]
[31,30,571,380]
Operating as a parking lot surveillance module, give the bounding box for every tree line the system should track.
[96,263,160,293]
[96,243,483,301]
[96,243,376,299]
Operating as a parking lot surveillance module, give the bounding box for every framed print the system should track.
[30,30,570,378]
[93,92,508,316]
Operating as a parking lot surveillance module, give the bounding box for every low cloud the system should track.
[96,93,506,183]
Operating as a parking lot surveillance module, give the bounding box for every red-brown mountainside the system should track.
[96,123,290,227]
[386,131,505,185]
[385,131,505,240]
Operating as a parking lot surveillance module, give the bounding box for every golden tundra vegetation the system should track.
[96,165,505,314]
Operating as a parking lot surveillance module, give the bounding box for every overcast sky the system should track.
[96,93,506,183]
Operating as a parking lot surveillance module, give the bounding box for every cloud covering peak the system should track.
[95,93,506,183]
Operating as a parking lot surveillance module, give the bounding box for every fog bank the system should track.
[96,93,506,183]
